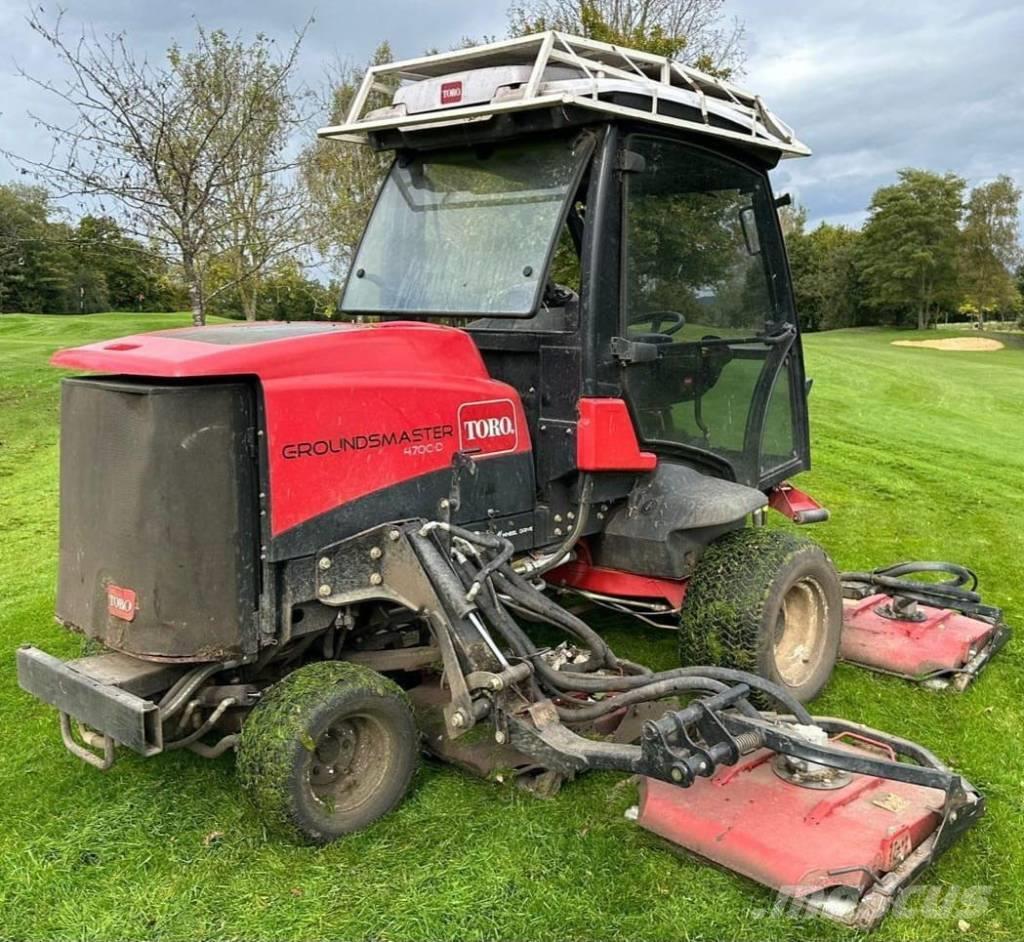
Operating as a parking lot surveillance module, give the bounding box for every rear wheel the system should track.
[677,528,842,703]
[237,661,419,844]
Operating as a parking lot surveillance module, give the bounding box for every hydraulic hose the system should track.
[520,475,595,578]
[484,569,806,719]
[842,561,980,602]
[420,511,816,729]
[495,567,618,668]
[555,676,760,723]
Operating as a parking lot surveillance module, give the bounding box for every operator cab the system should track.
[330,33,812,539]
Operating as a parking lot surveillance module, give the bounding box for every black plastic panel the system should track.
[56,377,259,661]
[269,451,537,561]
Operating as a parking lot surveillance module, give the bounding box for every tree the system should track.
[8,12,308,325]
[0,185,50,311]
[857,169,965,329]
[175,30,314,321]
[507,0,745,75]
[207,257,333,321]
[301,43,396,279]
[0,184,74,313]
[787,220,863,332]
[958,175,1022,325]
[0,184,184,313]
[777,201,807,240]
[70,215,174,311]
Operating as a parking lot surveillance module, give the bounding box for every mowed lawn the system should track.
[1,313,1023,941]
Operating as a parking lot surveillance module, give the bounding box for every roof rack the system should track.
[317,31,810,158]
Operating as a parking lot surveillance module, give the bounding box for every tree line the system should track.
[0,183,335,319]
[785,171,1023,332]
[2,0,1020,332]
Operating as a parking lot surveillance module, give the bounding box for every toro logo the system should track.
[107,583,137,622]
[440,80,463,105]
[458,399,518,457]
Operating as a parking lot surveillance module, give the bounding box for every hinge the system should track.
[243,427,259,459]
[615,148,647,173]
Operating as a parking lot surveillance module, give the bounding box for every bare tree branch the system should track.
[4,10,312,325]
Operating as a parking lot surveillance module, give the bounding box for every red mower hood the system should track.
[51,319,531,540]
[51,320,489,382]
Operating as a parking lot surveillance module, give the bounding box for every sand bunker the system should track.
[892,337,1005,352]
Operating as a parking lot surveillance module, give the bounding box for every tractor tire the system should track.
[236,660,419,844]
[677,528,842,704]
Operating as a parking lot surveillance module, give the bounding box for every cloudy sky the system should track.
[1,0,1021,231]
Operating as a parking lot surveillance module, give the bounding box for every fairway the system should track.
[1,313,1022,941]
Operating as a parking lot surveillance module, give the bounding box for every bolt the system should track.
[489,676,504,690]
[553,528,563,537]
[440,498,450,510]
[318,584,332,597]
[495,730,507,744]
[597,512,605,520]
[369,573,383,586]
[670,767,684,782]
[567,511,575,521]
[318,556,332,571]
[565,427,573,435]
[388,529,401,541]
[450,710,466,729]
[554,514,563,523]
[369,546,383,560]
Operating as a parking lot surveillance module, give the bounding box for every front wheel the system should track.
[677,528,842,703]
[237,661,419,844]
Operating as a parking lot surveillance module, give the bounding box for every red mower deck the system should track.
[841,593,1007,688]
[637,737,962,927]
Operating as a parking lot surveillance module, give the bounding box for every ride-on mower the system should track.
[16,32,1009,929]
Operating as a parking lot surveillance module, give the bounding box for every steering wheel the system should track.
[628,310,686,343]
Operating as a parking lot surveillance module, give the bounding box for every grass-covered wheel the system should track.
[677,528,842,703]
[237,660,419,844]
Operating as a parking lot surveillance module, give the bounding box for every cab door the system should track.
[616,134,810,489]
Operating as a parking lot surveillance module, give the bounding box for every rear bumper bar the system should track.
[17,646,162,757]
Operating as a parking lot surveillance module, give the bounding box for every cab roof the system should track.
[318,31,810,159]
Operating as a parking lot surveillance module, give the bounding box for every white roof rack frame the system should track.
[318,31,810,158]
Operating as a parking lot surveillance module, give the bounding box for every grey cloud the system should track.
[2,0,1020,232]
[734,0,1024,227]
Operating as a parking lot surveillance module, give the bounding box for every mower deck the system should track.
[839,564,1011,689]
[636,732,982,928]
[842,593,1010,689]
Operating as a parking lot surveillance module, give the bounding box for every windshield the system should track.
[341,134,593,317]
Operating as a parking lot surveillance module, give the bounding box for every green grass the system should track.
[2,314,1023,941]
